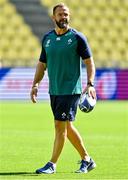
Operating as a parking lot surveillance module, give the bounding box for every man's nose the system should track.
[62,14,66,19]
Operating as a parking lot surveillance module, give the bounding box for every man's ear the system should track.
[51,15,55,21]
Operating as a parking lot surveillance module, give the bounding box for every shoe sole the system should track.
[36,171,55,174]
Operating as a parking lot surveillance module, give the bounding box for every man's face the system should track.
[53,6,70,29]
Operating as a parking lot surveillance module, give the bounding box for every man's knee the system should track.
[67,121,73,131]
[54,120,67,137]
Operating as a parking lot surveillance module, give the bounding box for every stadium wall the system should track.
[0,68,128,100]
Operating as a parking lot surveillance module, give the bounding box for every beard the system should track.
[55,19,68,29]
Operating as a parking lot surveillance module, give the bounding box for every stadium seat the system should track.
[66,0,80,9]
[41,0,53,8]
[82,0,96,9]
[96,0,107,9]
[9,15,24,28]
[109,0,121,9]
[3,26,15,40]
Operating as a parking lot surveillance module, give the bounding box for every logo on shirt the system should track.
[56,37,61,41]
[45,39,51,47]
[67,39,72,45]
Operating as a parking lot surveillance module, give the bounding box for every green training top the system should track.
[39,28,92,95]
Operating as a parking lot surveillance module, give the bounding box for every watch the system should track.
[87,82,94,87]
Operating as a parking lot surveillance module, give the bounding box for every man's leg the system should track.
[50,120,67,163]
[35,120,67,174]
[67,121,89,161]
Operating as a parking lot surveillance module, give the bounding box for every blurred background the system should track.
[0,0,128,100]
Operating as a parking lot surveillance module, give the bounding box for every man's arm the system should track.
[83,57,96,99]
[30,61,46,103]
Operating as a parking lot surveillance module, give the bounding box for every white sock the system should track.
[84,156,90,162]
[49,161,56,167]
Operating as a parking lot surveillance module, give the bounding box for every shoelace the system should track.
[77,160,82,164]
[77,160,85,169]
[77,160,89,168]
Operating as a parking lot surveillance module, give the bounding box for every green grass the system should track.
[0,101,128,180]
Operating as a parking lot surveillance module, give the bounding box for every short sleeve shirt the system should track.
[39,28,92,95]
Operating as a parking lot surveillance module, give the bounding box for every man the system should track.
[30,3,96,174]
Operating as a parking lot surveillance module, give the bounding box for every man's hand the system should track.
[82,86,96,99]
[30,86,38,103]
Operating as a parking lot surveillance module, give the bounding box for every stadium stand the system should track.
[9,0,53,40]
[0,0,53,67]
[0,0,128,68]
[41,0,128,68]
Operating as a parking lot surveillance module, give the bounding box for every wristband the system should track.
[32,85,38,88]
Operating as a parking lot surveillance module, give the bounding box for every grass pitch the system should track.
[0,101,128,180]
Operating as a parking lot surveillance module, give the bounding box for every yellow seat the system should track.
[113,19,124,29]
[82,0,96,8]
[117,8,128,23]
[76,7,88,19]
[0,15,7,28]
[96,50,108,61]
[67,0,80,9]
[99,18,110,30]
[92,29,105,40]
[2,2,16,17]
[96,0,107,9]
[9,14,24,28]
[121,29,128,40]
[12,37,24,50]
[106,29,118,41]
[71,18,82,30]
[17,25,32,39]
[116,41,127,52]
[123,0,128,10]
[19,48,31,60]
[0,0,7,6]
[41,0,53,7]
[103,8,115,20]
[0,37,10,51]
[83,18,96,30]
[4,49,18,61]
[91,8,102,19]
[90,40,100,52]
[109,0,121,8]
[3,26,15,40]
[24,36,40,53]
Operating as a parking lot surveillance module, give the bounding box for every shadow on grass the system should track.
[0,172,38,176]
